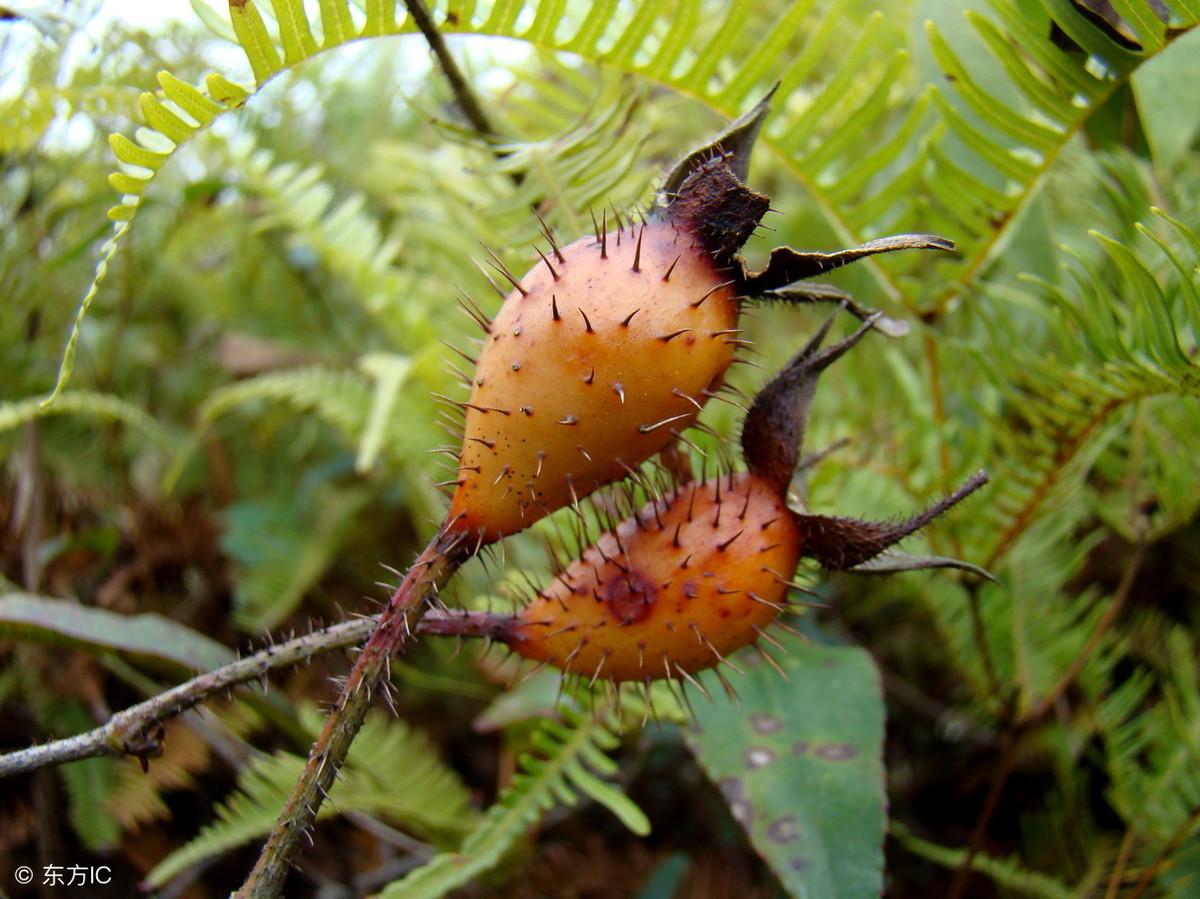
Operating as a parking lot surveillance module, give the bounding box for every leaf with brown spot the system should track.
[687,633,885,898]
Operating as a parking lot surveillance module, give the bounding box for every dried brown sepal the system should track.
[758,282,910,338]
[665,157,771,268]
[737,233,957,295]
[847,550,995,581]
[796,471,989,570]
[740,310,879,494]
[657,84,777,201]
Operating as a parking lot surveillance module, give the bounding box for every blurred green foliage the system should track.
[1,0,1199,896]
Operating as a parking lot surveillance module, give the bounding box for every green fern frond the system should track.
[197,365,373,440]
[46,703,122,851]
[380,705,648,899]
[923,0,1200,313]
[43,0,911,401]
[145,707,475,889]
[891,820,1076,899]
[222,486,369,631]
[39,0,1200,408]
[1095,628,1200,845]
[919,511,1115,712]
[976,208,1199,566]
[235,145,413,335]
[0,389,179,450]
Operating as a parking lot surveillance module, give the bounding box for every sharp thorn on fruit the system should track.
[535,245,560,281]
[663,255,681,281]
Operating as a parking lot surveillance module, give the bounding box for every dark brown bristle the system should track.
[612,203,625,233]
[535,209,565,263]
[474,260,507,298]
[658,328,692,343]
[551,294,561,321]
[535,245,560,280]
[691,279,734,309]
[443,361,471,386]
[702,389,749,413]
[456,293,492,333]
[753,643,789,679]
[439,339,477,366]
[662,255,681,281]
[578,308,594,333]
[600,208,608,259]
[620,308,640,327]
[483,245,528,296]
[463,402,511,415]
[712,664,742,703]
[715,529,744,551]
[632,224,644,272]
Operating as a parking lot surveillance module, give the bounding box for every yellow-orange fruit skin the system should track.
[447,224,738,544]
[511,472,802,682]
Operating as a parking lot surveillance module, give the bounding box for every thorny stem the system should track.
[237,532,468,897]
[947,539,1146,899]
[401,0,497,138]
[0,604,507,779]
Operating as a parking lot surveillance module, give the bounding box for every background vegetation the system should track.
[1,0,1198,896]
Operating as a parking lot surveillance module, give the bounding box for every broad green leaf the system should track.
[688,635,886,899]
[0,593,234,674]
[1133,27,1200,172]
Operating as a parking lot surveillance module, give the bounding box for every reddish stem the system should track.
[236,530,468,898]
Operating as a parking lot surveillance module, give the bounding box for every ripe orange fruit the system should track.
[426,314,988,683]
[443,92,952,546]
[446,217,742,544]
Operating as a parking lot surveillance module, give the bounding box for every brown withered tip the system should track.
[741,310,879,494]
[658,84,778,200]
[737,234,956,295]
[797,471,990,572]
[666,158,771,267]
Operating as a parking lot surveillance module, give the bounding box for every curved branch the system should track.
[0,604,508,780]
[401,0,497,138]
[0,617,373,778]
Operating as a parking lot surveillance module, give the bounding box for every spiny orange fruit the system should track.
[440,91,952,546]
[424,313,987,683]
[509,470,799,682]
[445,214,741,544]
